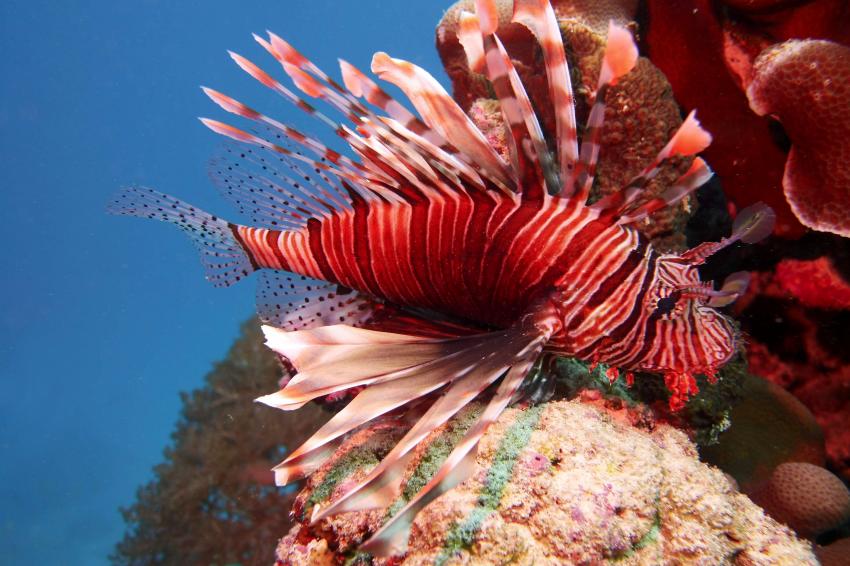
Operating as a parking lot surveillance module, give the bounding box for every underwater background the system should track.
[3,0,850,564]
[0,1,450,563]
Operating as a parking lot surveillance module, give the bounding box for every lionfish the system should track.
[110,0,774,555]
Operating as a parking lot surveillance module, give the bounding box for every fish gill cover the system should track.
[108,0,850,562]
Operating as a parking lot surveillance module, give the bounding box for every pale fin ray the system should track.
[371,52,515,193]
[361,337,547,556]
[311,329,533,520]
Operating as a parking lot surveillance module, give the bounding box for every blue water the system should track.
[0,1,448,563]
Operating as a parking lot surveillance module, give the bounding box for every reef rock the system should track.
[276,400,816,565]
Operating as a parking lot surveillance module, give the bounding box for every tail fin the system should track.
[107,186,255,287]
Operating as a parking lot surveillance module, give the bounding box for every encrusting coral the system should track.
[734,256,850,480]
[774,256,850,311]
[749,462,850,540]
[816,537,850,566]
[276,399,816,565]
[699,372,826,494]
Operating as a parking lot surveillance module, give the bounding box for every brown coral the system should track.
[699,372,825,493]
[816,537,850,566]
[277,400,817,564]
[750,462,850,538]
[437,0,692,251]
[747,39,850,237]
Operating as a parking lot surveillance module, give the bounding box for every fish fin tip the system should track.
[107,186,253,287]
[734,202,776,244]
[668,110,713,157]
[602,21,638,85]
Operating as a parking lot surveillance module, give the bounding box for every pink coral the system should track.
[645,0,850,239]
[774,256,850,310]
[747,40,850,237]
[750,462,850,538]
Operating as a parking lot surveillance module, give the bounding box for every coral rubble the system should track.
[276,400,816,565]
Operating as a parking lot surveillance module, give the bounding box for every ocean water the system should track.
[0,1,448,563]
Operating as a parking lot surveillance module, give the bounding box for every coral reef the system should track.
[276,400,816,565]
[816,537,850,566]
[774,256,850,310]
[112,320,329,566]
[437,0,693,251]
[734,255,850,480]
[747,40,850,238]
[644,0,850,238]
[749,462,850,539]
[699,372,825,493]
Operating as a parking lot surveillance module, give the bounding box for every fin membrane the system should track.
[107,186,253,287]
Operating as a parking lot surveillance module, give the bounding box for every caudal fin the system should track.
[107,186,255,287]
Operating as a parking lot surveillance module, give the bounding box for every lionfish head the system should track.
[637,258,740,375]
[635,202,776,409]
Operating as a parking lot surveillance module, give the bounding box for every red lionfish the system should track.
[110,0,774,555]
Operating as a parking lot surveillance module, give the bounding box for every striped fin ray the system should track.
[679,202,776,265]
[470,1,559,197]
[209,142,349,230]
[200,118,402,204]
[338,59,444,144]
[590,112,711,223]
[616,157,713,225]
[309,326,535,521]
[253,38,495,201]
[258,34,480,189]
[337,63,492,193]
[512,0,579,189]
[370,52,516,193]
[569,22,638,203]
[218,50,403,191]
[259,323,538,484]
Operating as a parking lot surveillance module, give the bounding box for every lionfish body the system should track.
[111,0,774,555]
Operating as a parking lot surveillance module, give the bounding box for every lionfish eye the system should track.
[653,292,681,317]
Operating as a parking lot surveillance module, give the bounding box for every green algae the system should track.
[384,405,482,519]
[306,446,381,511]
[434,404,544,565]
